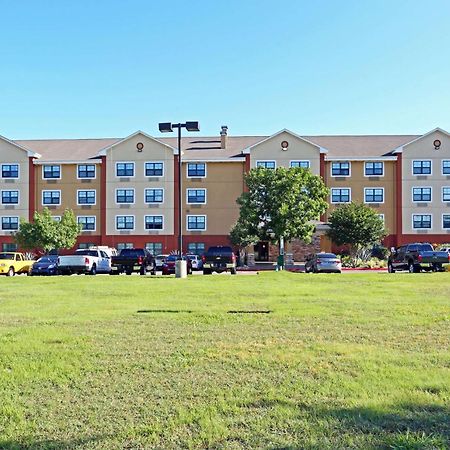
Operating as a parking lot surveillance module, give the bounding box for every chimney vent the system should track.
[220,125,228,149]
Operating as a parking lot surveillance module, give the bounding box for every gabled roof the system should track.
[243,129,328,154]
[1,134,41,158]
[391,127,450,153]
[97,130,178,156]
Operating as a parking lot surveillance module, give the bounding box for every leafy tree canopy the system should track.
[231,167,329,246]
[14,208,81,253]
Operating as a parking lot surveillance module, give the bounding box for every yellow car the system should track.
[0,252,33,276]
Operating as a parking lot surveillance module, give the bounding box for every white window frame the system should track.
[77,216,96,232]
[144,215,164,231]
[330,187,351,204]
[442,160,450,176]
[186,214,207,231]
[412,160,432,176]
[442,186,450,203]
[146,242,163,254]
[145,161,165,177]
[1,216,19,231]
[331,161,351,177]
[255,160,276,170]
[42,164,62,180]
[442,213,450,230]
[115,215,135,231]
[412,213,432,230]
[377,214,385,224]
[187,242,205,255]
[115,161,135,178]
[77,189,97,206]
[1,189,20,205]
[412,186,432,203]
[186,162,207,178]
[186,188,207,205]
[289,160,310,169]
[364,187,384,204]
[52,216,61,222]
[144,188,164,204]
[42,190,61,206]
[115,188,135,205]
[1,163,20,180]
[77,164,97,180]
[364,161,384,177]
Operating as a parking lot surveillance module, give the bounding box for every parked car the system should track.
[202,246,237,275]
[154,254,169,270]
[186,254,203,271]
[437,245,450,254]
[388,243,450,273]
[0,252,33,276]
[161,255,192,275]
[58,249,112,275]
[304,253,342,273]
[110,248,156,275]
[30,255,59,276]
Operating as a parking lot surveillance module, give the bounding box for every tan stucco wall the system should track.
[105,133,175,235]
[249,131,321,175]
[401,130,450,234]
[35,163,101,234]
[0,140,30,236]
[183,161,245,235]
[325,160,396,235]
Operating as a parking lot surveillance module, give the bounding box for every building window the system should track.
[77,216,96,231]
[443,215,450,229]
[331,188,351,203]
[145,162,164,177]
[331,162,350,176]
[146,242,163,255]
[413,160,431,175]
[187,163,206,177]
[52,216,61,222]
[77,190,96,205]
[145,215,163,230]
[187,189,206,204]
[377,214,385,224]
[365,162,384,176]
[413,187,432,202]
[256,161,276,169]
[117,242,133,250]
[2,243,17,251]
[116,162,134,177]
[364,188,384,203]
[187,242,205,255]
[1,164,19,178]
[443,187,450,202]
[43,165,61,179]
[413,214,432,229]
[116,216,134,230]
[42,191,61,205]
[290,161,310,169]
[116,189,134,204]
[443,161,450,175]
[78,242,95,249]
[78,164,96,179]
[1,217,19,230]
[187,215,206,230]
[145,188,164,204]
[1,190,19,204]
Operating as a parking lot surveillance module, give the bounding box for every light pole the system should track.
[158,121,200,268]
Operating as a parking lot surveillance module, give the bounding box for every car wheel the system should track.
[126,271,132,276]
[231,267,237,275]
[203,269,211,275]
[6,267,14,277]
[89,264,97,276]
[388,263,395,273]
[408,261,418,273]
[140,266,147,276]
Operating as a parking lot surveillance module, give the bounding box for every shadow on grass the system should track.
[137,309,192,313]
[0,434,109,450]
[269,402,449,449]
[227,310,272,314]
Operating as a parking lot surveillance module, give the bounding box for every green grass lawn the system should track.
[0,272,449,449]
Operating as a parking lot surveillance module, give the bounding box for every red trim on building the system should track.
[28,158,36,221]
[244,154,250,192]
[395,153,403,246]
[174,154,180,243]
[320,153,326,222]
[100,156,107,244]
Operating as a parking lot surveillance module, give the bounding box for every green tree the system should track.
[229,217,259,266]
[14,208,81,253]
[232,167,329,253]
[326,202,386,267]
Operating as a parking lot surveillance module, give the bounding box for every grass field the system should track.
[0,272,449,449]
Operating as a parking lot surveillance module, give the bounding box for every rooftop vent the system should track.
[220,125,228,149]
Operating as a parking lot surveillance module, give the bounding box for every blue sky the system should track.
[1,0,450,139]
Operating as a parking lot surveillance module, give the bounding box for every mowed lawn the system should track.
[0,272,449,450]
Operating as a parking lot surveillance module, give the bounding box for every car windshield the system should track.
[37,256,57,263]
[166,255,178,262]
[0,253,15,260]
[317,253,337,259]
[186,255,197,260]
[76,250,99,257]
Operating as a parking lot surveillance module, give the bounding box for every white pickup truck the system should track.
[57,249,112,275]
